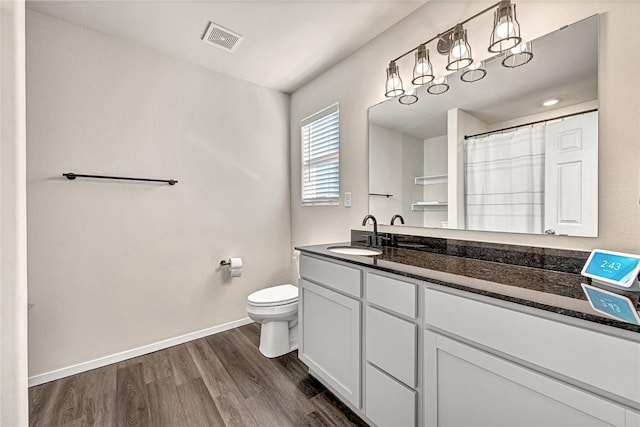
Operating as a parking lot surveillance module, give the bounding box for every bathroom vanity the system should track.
[296,236,640,427]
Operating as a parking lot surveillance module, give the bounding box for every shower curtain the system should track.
[464,125,545,234]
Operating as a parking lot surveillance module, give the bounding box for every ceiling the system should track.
[27,0,427,93]
[369,14,599,140]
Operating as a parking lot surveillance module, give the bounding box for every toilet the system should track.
[246,284,299,358]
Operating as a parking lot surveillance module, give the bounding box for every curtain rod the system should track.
[464,108,598,140]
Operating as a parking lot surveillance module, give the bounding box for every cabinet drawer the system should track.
[366,306,417,388]
[300,255,361,298]
[366,363,416,427]
[425,289,640,404]
[367,272,417,318]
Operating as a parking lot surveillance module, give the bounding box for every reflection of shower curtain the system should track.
[464,125,545,234]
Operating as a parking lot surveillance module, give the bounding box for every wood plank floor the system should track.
[29,323,369,426]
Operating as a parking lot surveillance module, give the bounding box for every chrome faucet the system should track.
[361,214,378,246]
[391,214,405,225]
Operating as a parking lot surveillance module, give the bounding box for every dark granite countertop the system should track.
[296,242,640,334]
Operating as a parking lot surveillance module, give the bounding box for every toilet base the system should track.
[259,320,297,358]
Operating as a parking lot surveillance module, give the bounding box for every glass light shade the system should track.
[399,89,418,105]
[412,44,434,85]
[385,61,405,97]
[489,1,522,52]
[460,61,487,83]
[446,25,473,71]
[427,76,449,95]
[502,41,533,68]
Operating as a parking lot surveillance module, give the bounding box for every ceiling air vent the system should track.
[201,22,243,52]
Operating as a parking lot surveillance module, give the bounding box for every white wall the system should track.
[1,1,28,424]
[448,108,488,229]
[487,100,599,131]
[369,123,403,222]
[26,11,291,377]
[401,133,424,224]
[290,1,640,252]
[369,124,423,226]
[422,135,447,228]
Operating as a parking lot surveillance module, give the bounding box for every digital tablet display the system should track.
[582,250,640,288]
[581,283,640,325]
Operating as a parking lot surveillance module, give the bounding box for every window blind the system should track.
[301,104,340,205]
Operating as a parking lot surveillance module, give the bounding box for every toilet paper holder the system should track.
[220,257,243,277]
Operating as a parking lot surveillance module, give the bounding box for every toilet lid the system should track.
[247,284,298,306]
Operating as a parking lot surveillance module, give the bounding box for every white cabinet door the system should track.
[425,331,629,427]
[299,279,361,408]
[544,111,598,237]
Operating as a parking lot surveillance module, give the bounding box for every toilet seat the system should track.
[247,284,298,307]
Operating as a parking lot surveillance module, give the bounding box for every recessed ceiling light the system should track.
[542,98,560,107]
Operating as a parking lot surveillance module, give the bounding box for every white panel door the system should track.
[424,331,629,427]
[544,111,598,236]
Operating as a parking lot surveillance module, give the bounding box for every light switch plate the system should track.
[344,192,352,207]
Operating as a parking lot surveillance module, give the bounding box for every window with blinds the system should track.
[301,104,340,205]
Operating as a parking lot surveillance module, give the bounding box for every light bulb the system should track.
[399,89,418,105]
[502,41,533,68]
[510,43,524,54]
[385,61,404,97]
[415,59,431,75]
[496,17,514,38]
[451,40,468,59]
[461,61,486,83]
[427,76,449,95]
[388,74,402,90]
[489,1,521,53]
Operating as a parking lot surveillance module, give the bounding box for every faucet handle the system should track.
[376,235,391,246]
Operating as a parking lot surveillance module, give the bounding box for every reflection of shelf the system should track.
[415,174,447,185]
[411,201,448,211]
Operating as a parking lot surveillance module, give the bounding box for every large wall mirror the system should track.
[368,15,598,237]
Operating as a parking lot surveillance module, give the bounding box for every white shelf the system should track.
[414,174,447,185]
[411,202,448,211]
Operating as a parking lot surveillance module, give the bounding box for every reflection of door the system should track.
[544,112,598,236]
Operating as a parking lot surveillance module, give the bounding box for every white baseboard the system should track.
[28,317,253,387]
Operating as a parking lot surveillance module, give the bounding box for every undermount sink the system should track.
[327,246,382,256]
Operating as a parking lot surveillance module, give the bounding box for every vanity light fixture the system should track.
[383,0,531,104]
[461,61,487,82]
[489,0,522,53]
[427,76,449,95]
[399,89,419,105]
[502,41,533,68]
[446,24,473,71]
[412,44,435,85]
[385,61,405,97]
